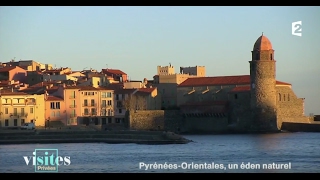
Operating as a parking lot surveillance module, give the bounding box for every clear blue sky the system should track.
[0,6,319,114]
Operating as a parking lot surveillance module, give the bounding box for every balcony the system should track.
[82,112,97,116]
[82,103,97,107]
[100,113,114,116]
[101,104,112,108]
[69,105,77,108]
[25,102,36,105]
[70,114,77,118]
[10,113,28,118]
[69,96,76,99]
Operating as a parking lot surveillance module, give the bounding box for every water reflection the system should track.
[0,132,319,173]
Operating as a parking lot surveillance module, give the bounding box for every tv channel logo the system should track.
[23,149,71,173]
[292,21,302,37]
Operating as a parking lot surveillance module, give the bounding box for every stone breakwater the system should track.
[0,129,192,145]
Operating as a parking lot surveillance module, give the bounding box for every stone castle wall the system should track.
[276,86,312,129]
[127,110,229,133]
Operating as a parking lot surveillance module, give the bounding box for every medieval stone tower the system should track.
[249,34,278,132]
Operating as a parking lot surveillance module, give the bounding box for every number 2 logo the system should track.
[292,21,302,37]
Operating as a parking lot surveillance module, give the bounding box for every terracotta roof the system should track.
[276,80,291,85]
[0,92,29,96]
[46,96,63,101]
[253,35,273,51]
[19,87,43,93]
[0,66,19,72]
[229,86,251,93]
[64,86,80,90]
[114,89,136,94]
[30,81,56,88]
[43,69,63,73]
[63,86,113,91]
[178,75,250,87]
[101,69,127,75]
[46,86,59,94]
[178,75,291,87]
[137,88,156,94]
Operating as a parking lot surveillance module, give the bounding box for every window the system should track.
[14,119,17,126]
[107,92,112,98]
[50,102,55,109]
[119,109,122,113]
[5,108,8,114]
[56,111,60,117]
[84,99,88,106]
[91,99,95,106]
[30,107,34,114]
[21,108,25,115]
[21,119,25,125]
[84,108,89,115]
[288,94,290,101]
[284,94,286,101]
[51,111,55,117]
[107,100,112,105]
[5,119,8,126]
[270,54,273,60]
[102,100,106,107]
[279,93,281,101]
[91,108,96,115]
[116,94,119,100]
[116,118,120,123]
[234,94,238,99]
[102,92,107,98]
[108,118,112,123]
[55,102,60,109]
[117,101,122,108]
[13,108,17,116]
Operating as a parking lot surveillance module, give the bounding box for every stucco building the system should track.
[177,34,311,132]
[0,92,46,127]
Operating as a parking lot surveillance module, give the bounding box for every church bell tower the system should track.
[249,33,278,132]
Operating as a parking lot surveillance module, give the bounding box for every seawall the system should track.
[127,110,320,134]
[0,129,192,145]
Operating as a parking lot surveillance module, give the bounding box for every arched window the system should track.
[279,93,281,101]
[284,94,286,101]
[288,94,290,101]
[270,54,273,60]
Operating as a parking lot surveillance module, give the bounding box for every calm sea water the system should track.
[0,132,320,173]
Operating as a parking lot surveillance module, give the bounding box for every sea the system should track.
[0,132,319,173]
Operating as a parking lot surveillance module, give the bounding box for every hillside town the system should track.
[0,58,208,128]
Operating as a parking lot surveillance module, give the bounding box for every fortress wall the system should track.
[127,110,229,133]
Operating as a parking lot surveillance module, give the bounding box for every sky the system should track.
[0,6,319,114]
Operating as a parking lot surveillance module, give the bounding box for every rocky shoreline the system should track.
[0,129,192,145]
